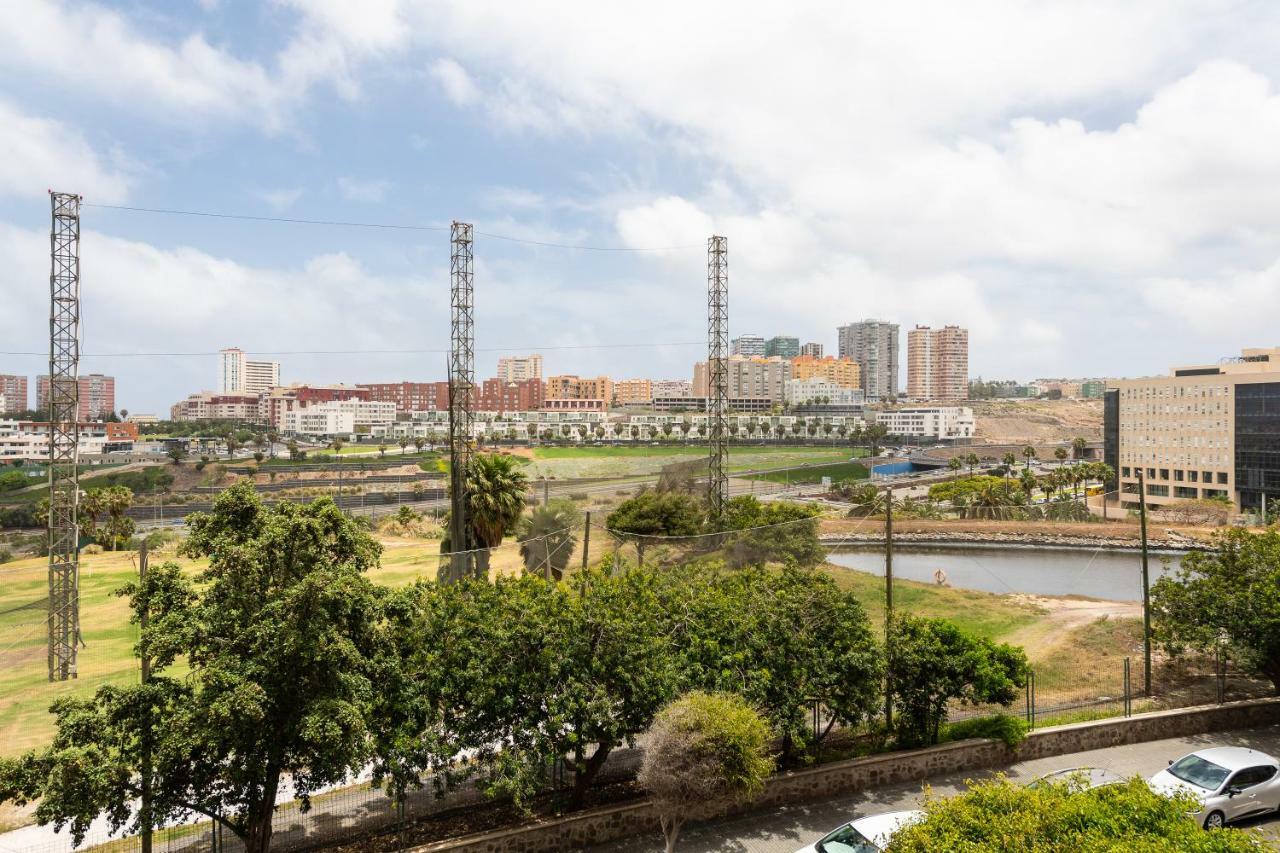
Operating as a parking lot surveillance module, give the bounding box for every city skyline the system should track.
[3,5,1280,411]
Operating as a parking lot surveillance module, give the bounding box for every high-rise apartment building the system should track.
[358,381,451,412]
[791,355,861,389]
[652,379,693,399]
[730,335,766,357]
[0,375,27,413]
[219,348,280,394]
[613,379,653,405]
[906,325,969,402]
[478,378,544,413]
[764,336,800,359]
[496,354,544,383]
[36,374,115,420]
[837,320,899,400]
[799,342,824,358]
[693,356,791,402]
[544,375,613,404]
[1105,347,1280,513]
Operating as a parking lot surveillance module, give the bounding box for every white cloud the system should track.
[336,177,392,203]
[0,100,130,202]
[429,58,479,106]
[256,187,305,210]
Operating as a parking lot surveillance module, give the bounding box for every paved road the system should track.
[590,724,1280,852]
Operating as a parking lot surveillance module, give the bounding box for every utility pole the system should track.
[139,541,153,853]
[581,511,591,571]
[447,222,475,582]
[47,190,82,681]
[1137,469,1152,695]
[884,485,894,728]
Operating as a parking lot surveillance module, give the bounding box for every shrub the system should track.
[941,714,1028,749]
[639,692,774,853]
[81,544,104,555]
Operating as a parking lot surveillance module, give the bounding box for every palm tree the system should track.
[964,452,980,477]
[399,438,409,455]
[267,430,280,458]
[413,437,426,453]
[225,437,240,459]
[456,452,530,581]
[1072,436,1088,460]
[1019,468,1037,502]
[1001,451,1017,488]
[1022,445,1037,470]
[526,423,539,442]
[948,457,963,476]
[517,500,580,580]
[663,423,675,440]
[865,423,889,456]
[630,426,640,441]
[378,443,388,457]
[330,437,345,455]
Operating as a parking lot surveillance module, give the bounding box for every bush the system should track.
[639,692,774,853]
[887,776,1264,851]
[941,714,1028,749]
[81,544,104,555]
[0,547,13,564]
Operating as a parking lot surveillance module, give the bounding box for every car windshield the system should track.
[1168,755,1231,791]
[817,824,881,853]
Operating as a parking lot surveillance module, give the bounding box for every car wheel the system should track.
[1203,810,1226,830]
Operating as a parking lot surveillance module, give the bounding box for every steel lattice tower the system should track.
[707,235,729,517]
[47,191,82,681]
[447,221,475,581]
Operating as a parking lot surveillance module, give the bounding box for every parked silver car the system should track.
[794,810,923,852]
[1148,747,1280,829]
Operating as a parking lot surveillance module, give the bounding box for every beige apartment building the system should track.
[544,374,612,404]
[791,355,861,389]
[612,378,653,405]
[496,354,544,382]
[692,356,791,402]
[906,325,968,401]
[1106,347,1280,513]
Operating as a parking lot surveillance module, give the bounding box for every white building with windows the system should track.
[219,348,281,395]
[281,400,395,437]
[785,378,865,408]
[874,407,974,440]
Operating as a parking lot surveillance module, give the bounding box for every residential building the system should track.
[125,413,160,425]
[258,384,369,428]
[875,407,975,440]
[906,325,969,402]
[0,420,137,462]
[765,336,800,359]
[730,335,766,357]
[358,381,451,412]
[791,355,861,389]
[1104,347,1280,513]
[837,320,899,400]
[542,398,607,412]
[281,399,395,436]
[544,375,612,405]
[785,378,865,408]
[36,374,115,420]
[692,356,792,402]
[495,354,544,383]
[0,375,27,413]
[612,379,653,406]
[652,379,693,399]
[799,342,824,358]
[478,378,544,413]
[218,348,280,394]
[1081,380,1106,399]
[170,392,263,423]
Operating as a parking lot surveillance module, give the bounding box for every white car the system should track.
[794,810,923,852]
[1030,766,1125,790]
[1148,747,1280,829]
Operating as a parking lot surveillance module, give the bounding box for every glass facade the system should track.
[1103,389,1119,489]
[1234,382,1280,511]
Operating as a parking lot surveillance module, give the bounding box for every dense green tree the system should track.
[606,491,705,564]
[639,692,774,853]
[718,496,825,568]
[1152,527,1280,692]
[865,423,889,455]
[166,445,186,465]
[441,452,530,582]
[517,499,580,580]
[888,615,1028,747]
[887,777,1262,852]
[0,485,388,853]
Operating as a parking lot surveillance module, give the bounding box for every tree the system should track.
[286,439,301,461]
[639,692,773,853]
[964,453,979,477]
[442,452,529,582]
[1072,435,1089,460]
[948,457,963,475]
[225,438,240,458]
[330,437,345,455]
[517,499,580,580]
[887,777,1261,852]
[413,437,425,453]
[1018,468,1037,501]
[1054,446,1069,464]
[378,443,388,457]
[1152,527,1280,692]
[888,616,1028,747]
[0,485,387,853]
[606,491,705,565]
[266,430,280,458]
[1022,444,1036,469]
[166,445,186,466]
[865,423,889,455]
[98,485,135,550]
[718,496,825,569]
[254,451,265,464]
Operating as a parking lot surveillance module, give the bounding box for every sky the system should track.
[3,1,1280,414]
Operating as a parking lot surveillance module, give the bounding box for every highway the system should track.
[589,724,1280,852]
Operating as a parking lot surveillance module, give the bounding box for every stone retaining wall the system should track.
[407,697,1280,853]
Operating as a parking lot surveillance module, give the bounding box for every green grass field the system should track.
[525,445,854,478]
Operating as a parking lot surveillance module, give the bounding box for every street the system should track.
[589,724,1280,851]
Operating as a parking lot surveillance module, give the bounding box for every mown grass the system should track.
[746,460,869,485]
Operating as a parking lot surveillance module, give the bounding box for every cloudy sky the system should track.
[3,1,1280,413]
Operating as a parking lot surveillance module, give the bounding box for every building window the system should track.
[1159,468,1169,480]
[1146,484,1169,497]
[1174,486,1198,499]
[1203,470,1213,482]
[1122,482,1139,494]
[1121,466,1130,477]
[1217,471,1228,485]
[1147,468,1156,479]
[1173,469,1183,482]
[1189,470,1198,483]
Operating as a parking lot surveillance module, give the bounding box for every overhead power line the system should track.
[82,203,701,253]
[0,341,704,358]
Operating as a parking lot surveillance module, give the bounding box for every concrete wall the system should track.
[406,697,1280,853]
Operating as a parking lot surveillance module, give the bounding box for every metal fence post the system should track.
[1029,670,1036,729]
[1123,657,1131,717]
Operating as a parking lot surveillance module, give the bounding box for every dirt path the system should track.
[1002,594,1142,662]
